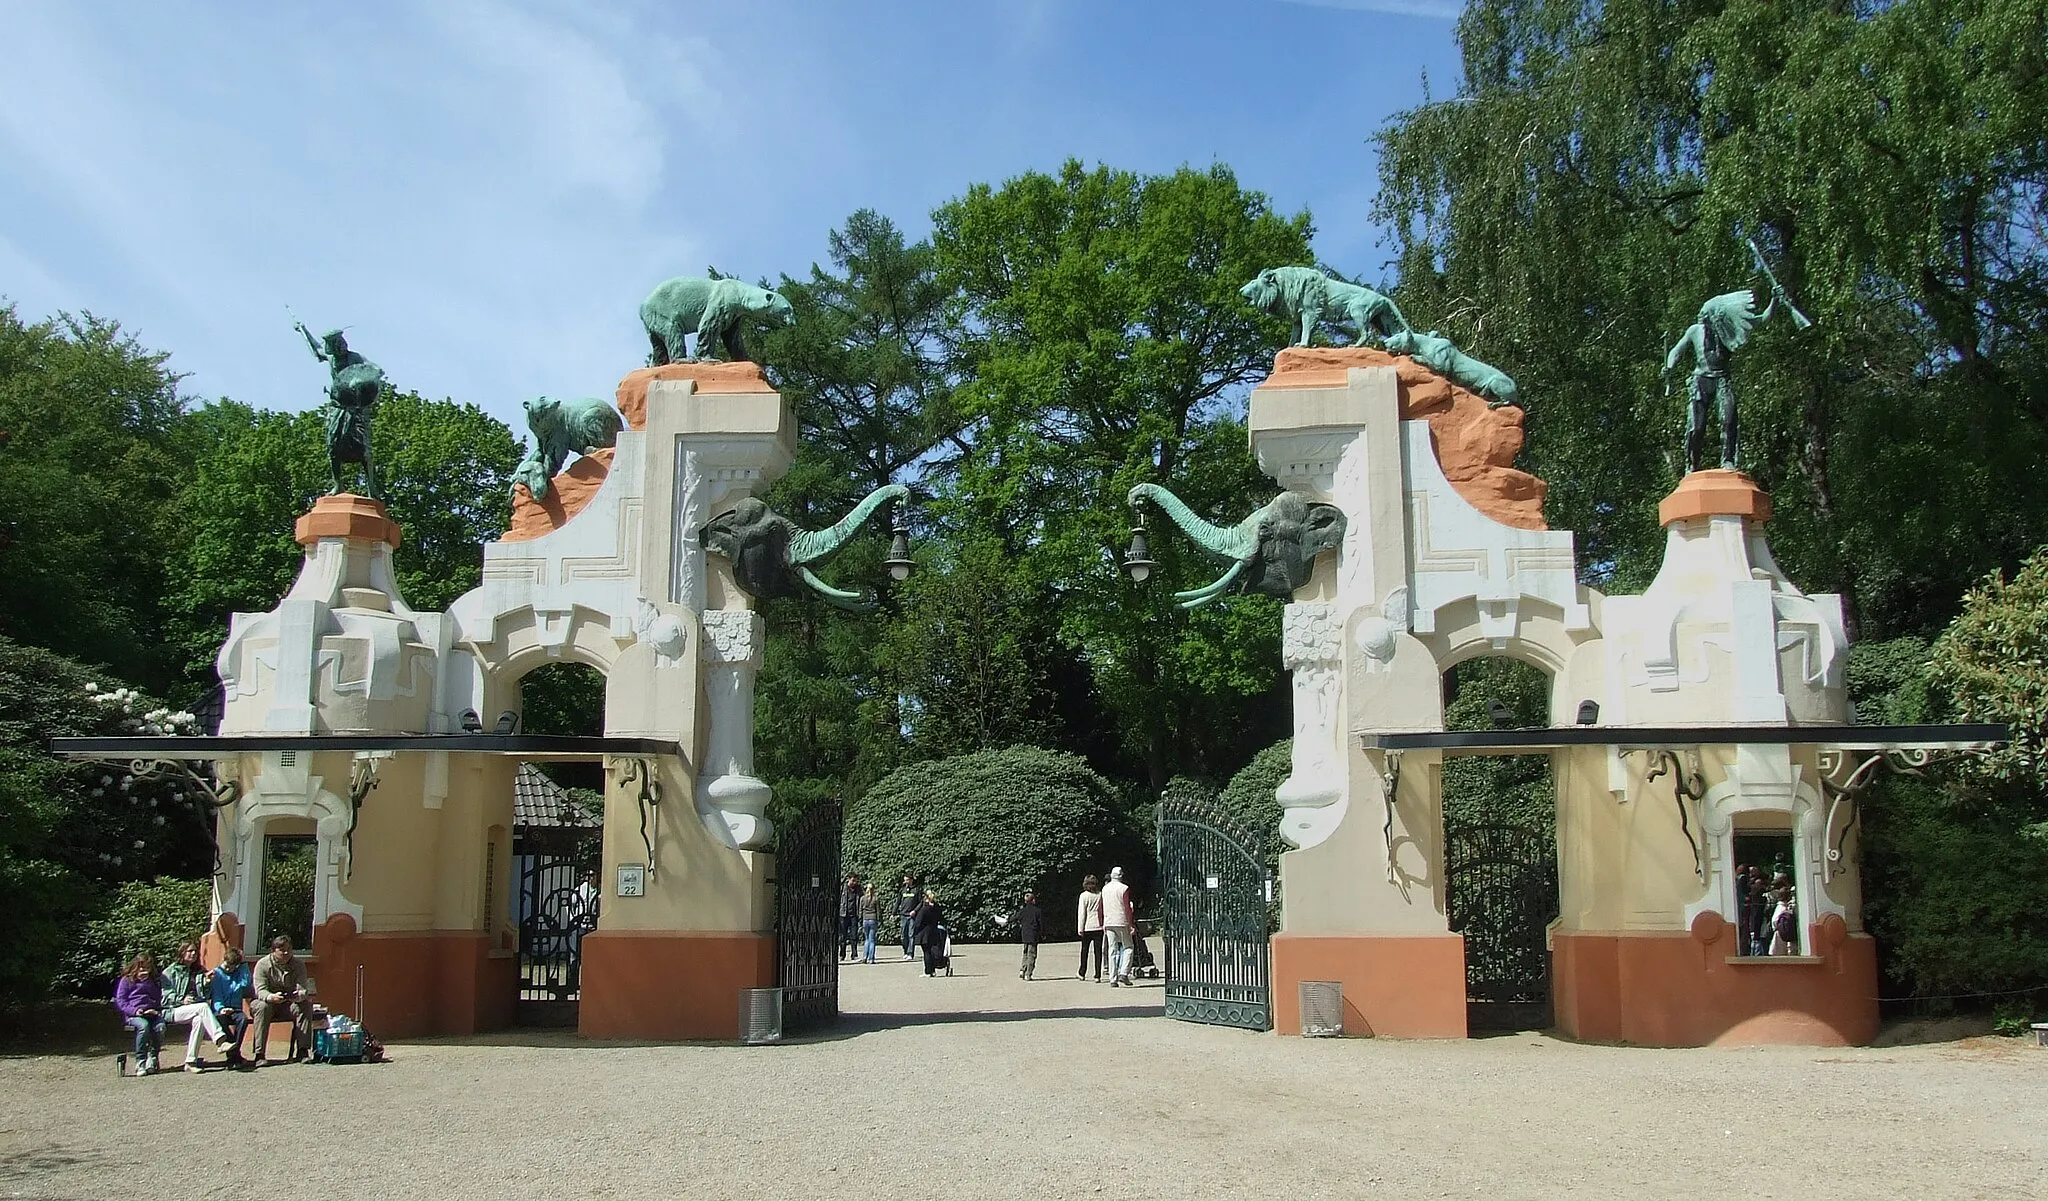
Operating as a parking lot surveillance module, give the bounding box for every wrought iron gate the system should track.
[774,799,842,1032]
[516,848,593,1024]
[1444,820,1559,1029]
[1158,793,1275,1032]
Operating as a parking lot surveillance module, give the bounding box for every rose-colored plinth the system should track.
[1553,914,1876,1047]
[1258,346,1547,530]
[579,931,775,1040]
[1272,932,1469,1038]
[502,447,614,543]
[1658,469,1772,527]
[294,493,402,548]
[616,361,775,431]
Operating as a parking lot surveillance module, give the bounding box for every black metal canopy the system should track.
[1356,723,2007,758]
[48,733,684,762]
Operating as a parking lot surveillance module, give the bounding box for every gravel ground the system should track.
[3,943,2045,1201]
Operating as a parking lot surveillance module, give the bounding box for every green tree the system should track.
[1373,0,2048,637]
[1928,548,2048,807]
[750,212,963,821]
[166,391,522,692]
[841,745,1131,941]
[930,160,1313,788]
[0,305,188,691]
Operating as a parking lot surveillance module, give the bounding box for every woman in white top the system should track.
[1076,874,1105,981]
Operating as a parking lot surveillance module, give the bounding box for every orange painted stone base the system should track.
[1658,469,1772,527]
[309,915,516,1039]
[1257,346,1547,531]
[502,447,615,542]
[294,493,402,548]
[1272,932,1468,1038]
[579,930,775,1041]
[1553,921,1878,1047]
[615,361,775,431]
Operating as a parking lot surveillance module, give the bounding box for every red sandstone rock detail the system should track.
[1261,346,1548,531]
[615,361,775,431]
[1658,468,1772,527]
[502,448,615,543]
[294,493,402,548]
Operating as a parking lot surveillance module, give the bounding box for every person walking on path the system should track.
[912,889,948,978]
[1076,874,1105,981]
[897,874,920,961]
[839,874,862,962]
[113,953,165,1076]
[1102,867,1136,987]
[858,882,880,964]
[1010,890,1045,980]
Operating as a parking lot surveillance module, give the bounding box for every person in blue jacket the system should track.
[207,945,254,1068]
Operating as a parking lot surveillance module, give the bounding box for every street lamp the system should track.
[1122,524,1158,584]
[883,508,915,582]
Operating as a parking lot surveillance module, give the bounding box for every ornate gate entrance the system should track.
[1444,820,1559,1030]
[774,799,842,1032]
[515,846,593,1024]
[1158,793,1275,1031]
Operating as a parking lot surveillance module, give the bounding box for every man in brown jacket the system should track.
[249,936,313,1065]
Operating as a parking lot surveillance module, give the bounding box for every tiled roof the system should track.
[513,763,601,829]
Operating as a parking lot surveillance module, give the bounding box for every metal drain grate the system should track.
[1299,980,1344,1037]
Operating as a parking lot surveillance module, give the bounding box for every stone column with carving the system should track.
[698,608,772,849]
[1276,602,1346,849]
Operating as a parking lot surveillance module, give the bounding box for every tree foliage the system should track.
[1928,548,2048,802]
[1374,0,2048,636]
[841,745,1132,941]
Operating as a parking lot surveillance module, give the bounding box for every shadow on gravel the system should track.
[784,1004,1162,1043]
[0,1145,104,1181]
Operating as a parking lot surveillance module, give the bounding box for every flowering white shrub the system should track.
[85,682,198,737]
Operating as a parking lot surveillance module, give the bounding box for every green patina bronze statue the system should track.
[296,321,385,499]
[1665,241,1813,472]
[511,396,625,500]
[1382,328,1522,409]
[639,275,795,364]
[699,484,908,613]
[1239,266,1411,348]
[1128,484,1346,608]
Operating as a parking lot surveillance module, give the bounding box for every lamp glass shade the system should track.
[1122,526,1157,583]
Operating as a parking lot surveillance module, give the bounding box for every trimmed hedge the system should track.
[842,745,1130,942]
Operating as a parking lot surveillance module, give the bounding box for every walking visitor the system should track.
[1011,889,1044,980]
[1076,874,1105,981]
[839,873,862,962]
[859,881,880,964]
[897,873,920,961]
[112,953,165,1076]
[913,889,948,978]
[1102,866,1135,987]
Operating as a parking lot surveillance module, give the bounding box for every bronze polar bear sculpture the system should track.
[511,396,624,500]
[1240,266,1412,348]
[639,275,794,364]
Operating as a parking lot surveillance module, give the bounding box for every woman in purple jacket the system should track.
[113,953,165,1075]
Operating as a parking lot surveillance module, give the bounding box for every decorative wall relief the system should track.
[1277,602,1346,850]
[698,608,773,849]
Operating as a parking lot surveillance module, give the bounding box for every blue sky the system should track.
[0,0,1462,432]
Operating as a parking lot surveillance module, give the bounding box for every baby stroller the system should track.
[1130,921,1161,979]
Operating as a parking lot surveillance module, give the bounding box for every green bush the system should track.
[1216,740,1287,872]
[843,745,1129,941]
[65,876,213,991]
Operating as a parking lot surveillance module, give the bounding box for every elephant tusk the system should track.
[1172,558,1249,609]
[798,565,878,614]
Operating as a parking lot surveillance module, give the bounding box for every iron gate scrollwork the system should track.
[516,846,594,1023]
[1444,820,1558,1028]
[774,799,842,1032]
[1158,793,1275,1032]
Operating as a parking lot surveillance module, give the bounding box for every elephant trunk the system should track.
[789,483,910,564]
[1127,483,1258,560]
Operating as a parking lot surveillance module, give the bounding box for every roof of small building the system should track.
[514,763,601,830]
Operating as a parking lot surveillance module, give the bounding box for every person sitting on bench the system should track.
[207,944,254,1068]
[249,936,313,1065]
[113,953,166,1076]
[161,940,235,1072]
